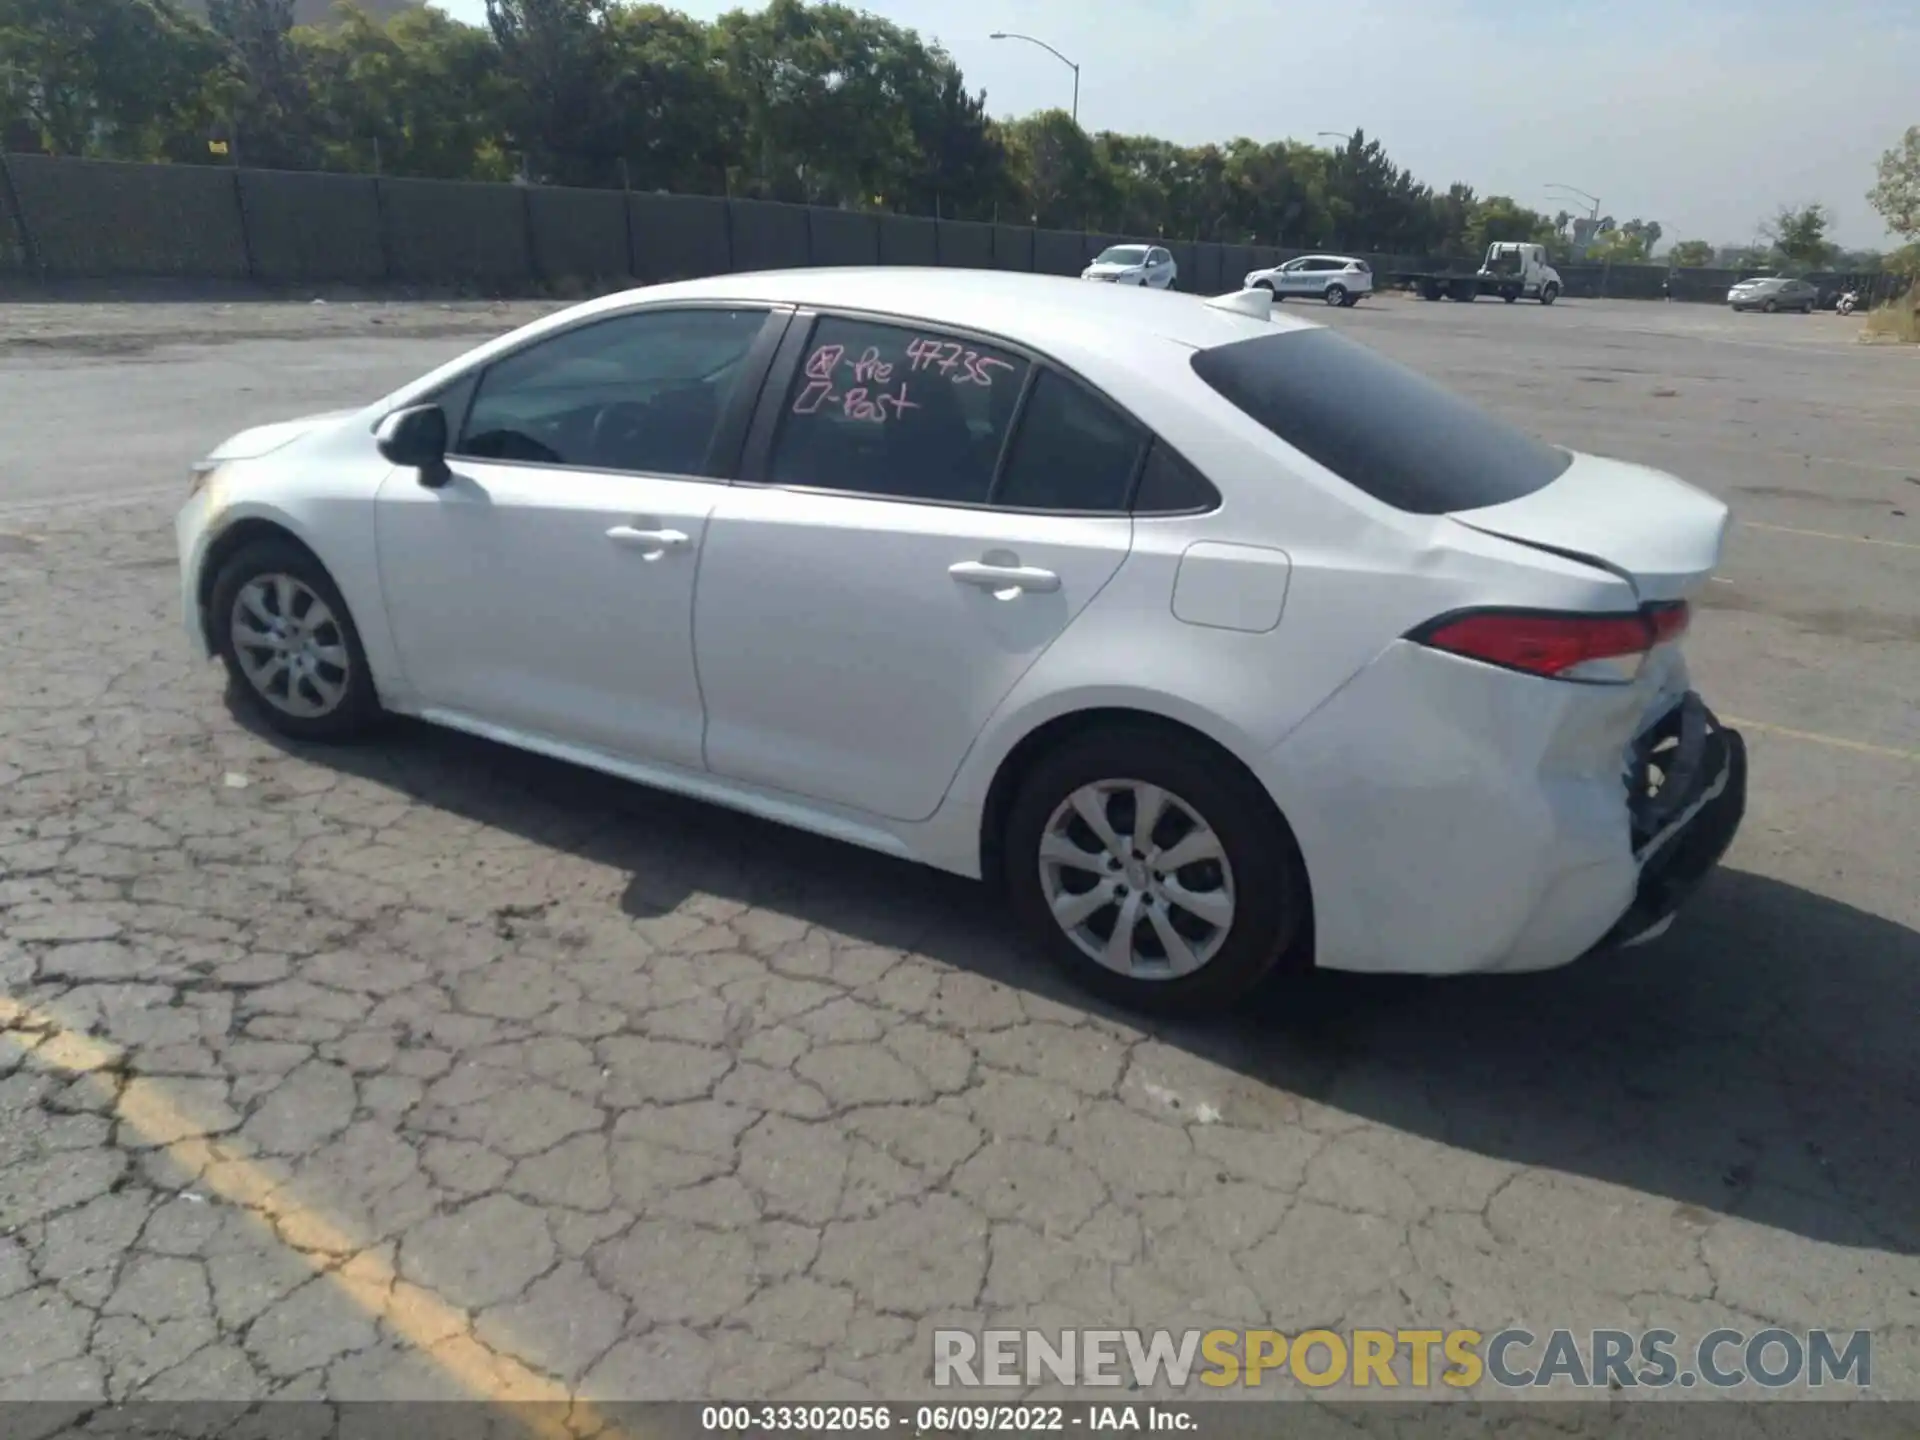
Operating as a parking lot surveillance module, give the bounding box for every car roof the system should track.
[560,268,1320,353]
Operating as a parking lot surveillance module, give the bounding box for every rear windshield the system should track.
[1189,328,1573,514]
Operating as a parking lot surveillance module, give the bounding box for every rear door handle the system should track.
[949,561,1061,594]
[607,525,691,553]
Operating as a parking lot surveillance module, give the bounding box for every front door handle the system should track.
[607,525,691,554]
[949,561,1061,595]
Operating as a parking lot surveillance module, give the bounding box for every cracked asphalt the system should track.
[0,292,1915,1414]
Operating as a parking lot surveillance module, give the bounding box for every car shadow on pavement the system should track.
[241,705,1919,1260]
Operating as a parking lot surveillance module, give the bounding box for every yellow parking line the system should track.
[1722,716,1919,763]
[1739,520,1920,552]
[0,995,617,1438]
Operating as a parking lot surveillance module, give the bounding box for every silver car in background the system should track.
[1727,276,1817,313]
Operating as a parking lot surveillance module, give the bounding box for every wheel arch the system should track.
[976,705,1315,954]
[194,508,339,652]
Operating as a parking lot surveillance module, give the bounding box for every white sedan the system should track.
[177,270,1746,1013]
[1081,244,1177,288]
[1245,254,1374,306]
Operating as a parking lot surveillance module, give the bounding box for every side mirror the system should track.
[376,405,451,489]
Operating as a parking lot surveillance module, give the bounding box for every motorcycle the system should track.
[1837,290,1860,316]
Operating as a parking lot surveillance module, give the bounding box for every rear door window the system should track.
[1190,328,1573,514]
[766,315,1030,505]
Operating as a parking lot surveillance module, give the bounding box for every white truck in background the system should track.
[1392,242,1564,305]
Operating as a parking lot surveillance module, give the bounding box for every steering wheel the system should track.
[589,401,654,470]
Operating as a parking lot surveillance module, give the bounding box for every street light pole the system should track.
[1317,130,1356,147]
[989,31,1081,126]
[1544,182,1601,222]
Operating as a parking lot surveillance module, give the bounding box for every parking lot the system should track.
[1,291,1915,1412]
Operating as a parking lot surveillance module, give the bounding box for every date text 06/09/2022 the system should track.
[699,1404,1196,1433]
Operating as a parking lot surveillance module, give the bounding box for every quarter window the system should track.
[1133,440,1221,514]
[767,316,1030,505]
[993,370,1144,513]
[454,307,768,475]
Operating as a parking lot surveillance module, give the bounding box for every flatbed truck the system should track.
[1390,242,1564,305]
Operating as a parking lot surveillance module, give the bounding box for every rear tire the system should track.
[1324,284,1348,307]
[1002,724,1309,1015]
[1762,298,1777,313]
[209,538,384,744]
[1501,287,1520,303]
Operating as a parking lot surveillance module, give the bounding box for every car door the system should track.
[374,304,785,768]
[1281,258,1318,296]
[1148,248,1174,288]
[692,312,1142,823]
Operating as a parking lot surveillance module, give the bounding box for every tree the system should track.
[1667,239,1714,268]
[1464,195,1555,252]
[1867,125,1920,241]
[300,6,514,179]
[1762,202,1834,271]
[604,4,740,194]
[206,0,317,169]
[1587,218,1662,263]
[1003,109,1112,229]
[899,58,1007,219]
[0,0,230,158]
[1427,182,1476,255]
[713,0,959,208]
[486,0,626,185]
[1319,128,1435,251]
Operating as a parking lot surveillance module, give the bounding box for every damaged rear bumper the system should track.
[1596,693,1747,950]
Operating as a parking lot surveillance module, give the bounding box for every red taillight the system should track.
[1408,602,1690,680]
[1647,600,1690,646]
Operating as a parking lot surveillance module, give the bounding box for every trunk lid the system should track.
[1447,450,1731,603]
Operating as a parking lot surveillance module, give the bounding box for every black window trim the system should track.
[734,303,1216,519]
[408,300,794,486]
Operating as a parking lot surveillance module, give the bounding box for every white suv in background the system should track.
[1245,254,1373,307]
[1082,245,1178,289]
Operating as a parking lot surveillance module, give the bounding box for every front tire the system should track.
[1002,724,1309,1014]
[1540,283,1560,305]
[1762,298,1777,313]
[209,538,383,743]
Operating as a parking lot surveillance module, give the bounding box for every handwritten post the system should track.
[790,334,1017,424]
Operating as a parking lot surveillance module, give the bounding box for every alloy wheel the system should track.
[230,573,352,719]
[1037,779,1236,979]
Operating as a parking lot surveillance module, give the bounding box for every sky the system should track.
[434,0,1918,250]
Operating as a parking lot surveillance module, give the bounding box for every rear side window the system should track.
[767,316,1029,504]
[992,370,1144,512]
[1189,328,1573,514]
